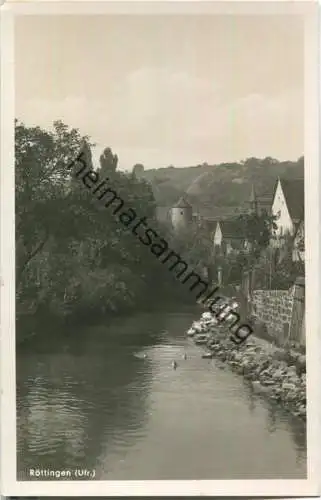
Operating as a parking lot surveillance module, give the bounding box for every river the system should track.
[16,311,306,480]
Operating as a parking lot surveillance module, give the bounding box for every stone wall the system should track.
[251,289,294,343]
[251,278,305,346]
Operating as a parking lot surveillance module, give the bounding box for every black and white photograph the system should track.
[0,1,320,497]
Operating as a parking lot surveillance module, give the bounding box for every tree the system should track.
[225,210,278,293]
[15,120,93,287]
[16,122,191,330]
[132,163,144,178]
[99,147,118,174]
[237,210,277,264]
[168,221,214,280]
[261,156,279,167]
[270,232,304,288]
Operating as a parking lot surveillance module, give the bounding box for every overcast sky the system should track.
[15,14,303,170]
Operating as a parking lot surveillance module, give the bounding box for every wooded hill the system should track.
[142,157,304,209]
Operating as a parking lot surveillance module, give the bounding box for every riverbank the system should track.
[17,310,307,480]
[17,303,200,348]
[187,312,306,421]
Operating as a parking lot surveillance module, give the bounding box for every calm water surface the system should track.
[17,311,306,480]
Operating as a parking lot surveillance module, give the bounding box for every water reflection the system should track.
[266,405,277,433]
[17,314,163,479]
[17,312,306,480]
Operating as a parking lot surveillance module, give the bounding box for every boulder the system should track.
[271,369,285,380]
[252,381,274,395]
[201,312,213,321]
[287,365,297,375]
[282,382,297,391]
[260,379,275,386]
[284,390,297,402]
[187,313,306,417]
[202,352,213,359]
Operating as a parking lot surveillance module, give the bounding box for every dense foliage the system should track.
[209,210,304,291]
[16,120,193,339]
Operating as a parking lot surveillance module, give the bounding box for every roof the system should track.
[258,194,274,204]
[173,197,192,209]
[243,182,274,213]
[257,186,274,206]
[257,194,274,214]
[217,219,246,239]
[279,178,304,222]
[200,219,218,232]
[197,205,247,221]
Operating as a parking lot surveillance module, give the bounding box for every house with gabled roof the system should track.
[213,218,247,256]
[271,177,304,242]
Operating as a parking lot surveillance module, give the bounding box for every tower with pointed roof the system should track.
[248,183,258,215]
[171,196,193,231]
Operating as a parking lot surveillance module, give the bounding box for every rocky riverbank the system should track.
[187,312,306,421]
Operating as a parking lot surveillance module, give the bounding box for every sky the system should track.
[15,14,304,170]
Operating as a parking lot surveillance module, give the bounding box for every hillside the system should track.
[142,157,304,211]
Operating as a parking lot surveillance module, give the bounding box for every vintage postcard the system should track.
[1,0,320,496]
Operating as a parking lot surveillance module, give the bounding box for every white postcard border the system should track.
[1,1,320,496]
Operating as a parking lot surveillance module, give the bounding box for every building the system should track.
[244,183,274,216]
[167,178,304,251]
[132,163,145,179]
[213,219,247,256]
[155,206,172,225]
[248,184,258,214]
[271,177,304,245]
[170,197,193,231]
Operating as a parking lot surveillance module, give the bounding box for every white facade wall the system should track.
[213,223,222,246]
[271,180,294,237]
[171,206,192,231]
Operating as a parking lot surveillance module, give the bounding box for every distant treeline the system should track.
[143,156,304,207]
